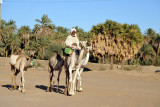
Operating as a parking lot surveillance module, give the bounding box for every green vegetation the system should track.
[0,14,160,69]
[99,66,107,71]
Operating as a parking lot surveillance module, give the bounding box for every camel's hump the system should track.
[10,54,19,65]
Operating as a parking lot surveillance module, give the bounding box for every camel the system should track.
[9,52,34,93]
[73,46,92,92]
[64,41,87,96]
[47,52,64,92]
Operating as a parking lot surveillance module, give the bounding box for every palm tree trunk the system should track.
[11,46,14,54]
[157,42,160,56]
[110,55,113,70]
[6,50,8,57]
[102,56,105,64]
[42,47,44,59]
[0,30,2,42]
[121,58,125,70]
[42,26,45,39]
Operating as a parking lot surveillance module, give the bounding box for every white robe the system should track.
[65,34,80,49]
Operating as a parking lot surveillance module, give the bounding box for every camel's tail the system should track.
[48,64,50,72]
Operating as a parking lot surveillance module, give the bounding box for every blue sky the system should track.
[2,0,160,34]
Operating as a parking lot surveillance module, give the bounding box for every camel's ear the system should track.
[28,51,30,54]
[89,46,92,50]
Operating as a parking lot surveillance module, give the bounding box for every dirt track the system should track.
[0,57,160,107]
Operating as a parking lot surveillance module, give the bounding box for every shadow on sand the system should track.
[1,84,19,90]
[83,67,92,72]
[1,84,11,90]
[35,85,65,95]
[155,70,160,73]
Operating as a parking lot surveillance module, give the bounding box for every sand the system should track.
[0,57,160,107]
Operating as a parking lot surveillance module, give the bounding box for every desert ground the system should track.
[0,57,160,107]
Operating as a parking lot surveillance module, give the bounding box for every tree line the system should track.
[0,14,160,68]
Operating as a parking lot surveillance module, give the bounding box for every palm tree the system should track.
[145,28,156,46]
[73,26,89,41]
[5,34,21,56]
[139,44,156,65]
[53,26,69,45]
[155,34,160,56]
[18,26,31,48]
[0,19,17,56]
[90,20,143,70]
[34,14,55,40]
[1,19,17,43]
[55,26,69,34]
[37,37,50,59]
[0,42,5,56]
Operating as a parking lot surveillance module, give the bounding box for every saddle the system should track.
[63,48,80,56]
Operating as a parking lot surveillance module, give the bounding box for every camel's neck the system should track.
[76,47,85,64]
[25,57,32,68]
[82,51,90,66]
[79,47,85,57]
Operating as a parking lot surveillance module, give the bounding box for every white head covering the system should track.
[71,28,76,33]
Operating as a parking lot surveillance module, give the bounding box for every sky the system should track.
[2,0,160,34]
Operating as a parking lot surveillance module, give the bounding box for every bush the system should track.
[124,66,137,71]
[44,43,64,59]
[36,63,41,68]
[140,59,152,65]
[155,58,160,66]
[99,66,106,71]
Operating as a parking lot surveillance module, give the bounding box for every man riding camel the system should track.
[64,28,82,66]
[65,28,80,50]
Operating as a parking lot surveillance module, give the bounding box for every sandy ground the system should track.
[0,57,160,107]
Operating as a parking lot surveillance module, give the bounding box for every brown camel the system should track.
[47,52,64,92]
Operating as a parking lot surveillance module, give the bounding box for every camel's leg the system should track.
[76,77,78,91]
[18,77,22,91]
[22,71,25,93]
[64,70,69,95]
[20,68,25,93]
[13,74,17,90]
[13,76,17,89]
[56,68,62,93]
[73,68,80,93]
[77,68,84,92]
[47,68,52,92]
[10,66,14,90]
[68,65,75,95]
[64,71,67,95]
[50,71,54,91]
[47,68,53,92]
[13,70,19,90]
[51,70,55,91]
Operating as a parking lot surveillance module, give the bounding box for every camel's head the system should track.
[80,41,87,49]
[28,50,36,58]
[86,46,92,53]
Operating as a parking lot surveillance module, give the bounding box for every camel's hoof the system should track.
[64,89,67,95]
[79,87,83,92]
[21,89,25,93]
[14,86,17,90]
[56,88,59,93]
[69,91,75,96]
[46,87,50,92]
[69,80,72,84]
[9,87,14,91]
[18,87,21,92]
[50,88,54,92]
